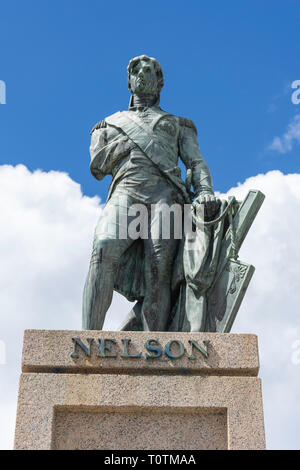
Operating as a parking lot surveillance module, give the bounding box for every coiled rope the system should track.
[192,196,238,260]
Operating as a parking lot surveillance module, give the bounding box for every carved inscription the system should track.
[71,337,210,360]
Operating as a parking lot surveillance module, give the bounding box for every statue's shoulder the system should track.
[177,116,198,135]
[90,119,107,135]
[90,110,126,135]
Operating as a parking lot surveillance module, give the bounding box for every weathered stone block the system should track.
[14,330,265,450]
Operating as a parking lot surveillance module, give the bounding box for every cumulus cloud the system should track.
[0,164,132,449]
[1,165,300,449]
[221,170,300,449]
[269,114,300,153]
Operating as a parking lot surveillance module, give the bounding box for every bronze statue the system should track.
[83,55,264,332]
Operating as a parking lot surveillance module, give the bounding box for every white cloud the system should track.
[0,164,132,449]
[222,170,300,449]
[1,165,300,449]
[269,114,300,153]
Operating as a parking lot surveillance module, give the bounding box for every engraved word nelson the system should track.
[71,337,210,360]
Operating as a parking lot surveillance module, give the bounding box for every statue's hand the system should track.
[193,192,221,220]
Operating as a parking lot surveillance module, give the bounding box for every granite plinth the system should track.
[14,330,266,450]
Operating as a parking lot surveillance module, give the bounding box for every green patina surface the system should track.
[82,55,264,332]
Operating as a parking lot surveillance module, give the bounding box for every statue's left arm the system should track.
[178,118,220,218]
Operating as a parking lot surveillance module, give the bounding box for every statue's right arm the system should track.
[90,122,120,163]
[89,121,130,180]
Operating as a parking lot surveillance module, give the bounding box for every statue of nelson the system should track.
[82,54,220,332]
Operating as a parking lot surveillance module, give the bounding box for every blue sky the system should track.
[1,0,300,200]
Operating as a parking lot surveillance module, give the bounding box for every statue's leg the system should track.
[82,196,134,330]
[141,236,179,331]
[140,197,181,331]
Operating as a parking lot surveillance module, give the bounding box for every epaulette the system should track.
[179,117,197,135]
[90,120,107,135]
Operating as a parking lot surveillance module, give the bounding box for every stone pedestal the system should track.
[14,330,265,450]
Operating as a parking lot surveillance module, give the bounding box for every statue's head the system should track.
[127,55,164,95]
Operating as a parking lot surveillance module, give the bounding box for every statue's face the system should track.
[129,59,159,95]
